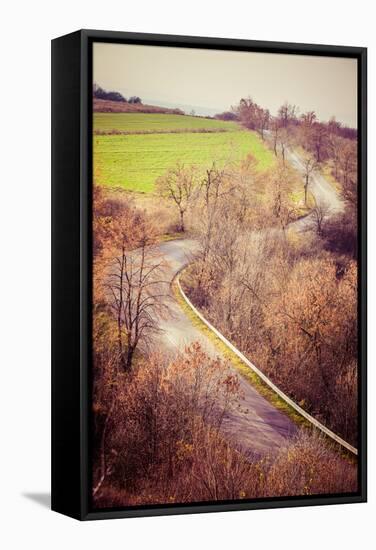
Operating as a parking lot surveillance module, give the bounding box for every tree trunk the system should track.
[117,319,126,370]
[179,210,185,232]
[126,346,134,371]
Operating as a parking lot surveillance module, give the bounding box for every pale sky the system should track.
[93,42,358,127]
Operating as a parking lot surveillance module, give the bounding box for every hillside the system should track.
[93,98,185,115]
[94,113,239,133]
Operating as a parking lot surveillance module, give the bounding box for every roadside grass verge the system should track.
[156,231,184,243]
[290,189,316,217]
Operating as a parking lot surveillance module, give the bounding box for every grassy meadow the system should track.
[93,113,275,193]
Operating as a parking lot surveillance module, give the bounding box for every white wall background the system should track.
[0,1,373,548]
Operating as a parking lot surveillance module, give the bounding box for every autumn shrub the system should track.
[262,255,357,444]
[93,343,357,509]
[322,211,357,258]
[183,230,358,445]
[264,431,357,497]
[93,344,242,505]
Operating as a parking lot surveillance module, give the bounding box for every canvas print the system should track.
[91,42,359,509]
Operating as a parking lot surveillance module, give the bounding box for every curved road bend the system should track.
[154,151,343,457]
[155,239,297,458]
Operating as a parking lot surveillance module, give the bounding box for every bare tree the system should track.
[255,105,270,140]
[307,203,331,237]
[235,97,270,139]
[339,141,357,206]
[300,111,317,127]
[278,102,298,127]
[200,162,227,210]
[157,163,197,232]
[197,163,227,270]
[327,134,342,180]
[302,156,318,205]
[277,127,293,165]
[236,97,257,129]
[106,230,169,371]
[270,118,280,156]
[271,163,297,231]
[310,124,329,163]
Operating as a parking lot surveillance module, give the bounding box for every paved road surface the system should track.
[286,149,344,233]
[287,149,343,213]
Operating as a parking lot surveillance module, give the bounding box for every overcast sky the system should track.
[93,43,358,127]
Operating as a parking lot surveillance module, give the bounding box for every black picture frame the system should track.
[51,29,367,520]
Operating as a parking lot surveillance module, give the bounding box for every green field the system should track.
[93,113,275,193]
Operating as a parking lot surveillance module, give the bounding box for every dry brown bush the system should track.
[92,343,357,509]
[93,344,242,505]
[265,432,357,497]
[262,255,357,444]
[184,229,358,445]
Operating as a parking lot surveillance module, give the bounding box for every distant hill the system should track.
[93,98,185,115]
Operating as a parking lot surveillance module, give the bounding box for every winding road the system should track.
[156,239,297,457]
[154,149,344,457]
